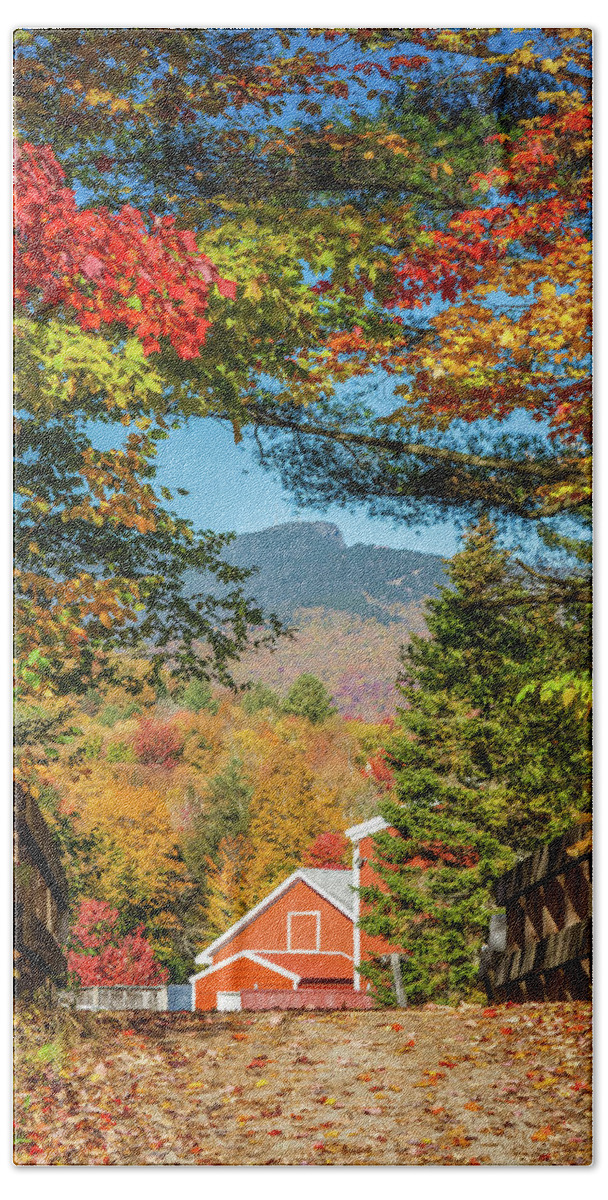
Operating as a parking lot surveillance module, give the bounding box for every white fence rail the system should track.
[58,985,168,1011]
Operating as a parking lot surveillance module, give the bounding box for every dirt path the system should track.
[14,1001,592,1165]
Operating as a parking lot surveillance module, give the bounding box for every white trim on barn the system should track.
[253,949,352,958]
[194,870,354,965]
[189,949,302,986]
[345,815,389,843]
[287,910,321,951]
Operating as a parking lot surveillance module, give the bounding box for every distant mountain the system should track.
[185,522,449,718]
[192,521,448,625]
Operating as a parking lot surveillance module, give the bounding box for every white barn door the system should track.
[217,990,242,1012]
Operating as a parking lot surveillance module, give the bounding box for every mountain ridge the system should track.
[213,520,448,624]
[185,521,449,718]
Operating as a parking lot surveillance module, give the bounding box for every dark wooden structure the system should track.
[14,784,69,997]
[480,823,591,1002]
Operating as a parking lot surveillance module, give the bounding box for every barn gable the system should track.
[194,868,354,967]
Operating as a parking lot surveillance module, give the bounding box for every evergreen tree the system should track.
[178,677,219,714]
[360,808,511,1006]
[241,680,282,716]
[204,756,252,852]
[182,755,253,937]
[394,518,590,849]
[359,518,590,1004]
[283,674,336,725]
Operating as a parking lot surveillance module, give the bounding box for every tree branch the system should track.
[245,404,586,484]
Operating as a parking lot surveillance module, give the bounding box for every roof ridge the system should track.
[299,867,353,879]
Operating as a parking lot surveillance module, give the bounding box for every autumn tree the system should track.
[240,680,282,716]
[14,29,591,546]
[204,837,252,940]
[241,726,346,906]
[134,719,183,768]
[283,674,336,724]
[68,899,168,986]
[47,768,192,973]
[303,831,350,869]
[361,751,395,790]
[14,140,283,707]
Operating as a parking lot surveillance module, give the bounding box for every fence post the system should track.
[390,953,407,1006]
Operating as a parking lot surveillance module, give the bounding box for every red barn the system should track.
[191,817,395,1010]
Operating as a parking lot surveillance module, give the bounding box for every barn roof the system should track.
[345,815,389,843]
[298,868,355,916]
[260,951,353,981]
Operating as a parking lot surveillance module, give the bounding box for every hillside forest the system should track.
[16,667,389,982]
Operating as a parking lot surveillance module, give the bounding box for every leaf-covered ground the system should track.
[14,1001,591,1166]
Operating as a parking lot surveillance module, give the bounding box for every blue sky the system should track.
[91,395,585,564]
[91,414,461,555]
[155,418,462,555]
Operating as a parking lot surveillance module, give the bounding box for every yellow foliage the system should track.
[240,730,346,907]
[205,836,252,938]
[71,769,188,914]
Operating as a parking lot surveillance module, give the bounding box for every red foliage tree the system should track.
[361,751,395,789]
[67,900,168,986]
[14,141,236,358]
[387,93,591,453]
[134,719,182,768]
[303,831,350,869]
[404,842,480,871]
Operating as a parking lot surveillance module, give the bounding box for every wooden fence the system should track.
[480,822,591,1003]
[14,784,69,997]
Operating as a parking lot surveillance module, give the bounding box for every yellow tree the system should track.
[204,836,252,939]
[57,768,189,962]
[239,722,346,907]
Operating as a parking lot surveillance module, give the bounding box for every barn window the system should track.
[287,911,320,951]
